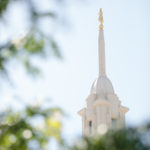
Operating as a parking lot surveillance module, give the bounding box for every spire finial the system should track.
[99,8,104,30]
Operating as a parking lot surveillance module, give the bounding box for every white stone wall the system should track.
[78,93,129,136]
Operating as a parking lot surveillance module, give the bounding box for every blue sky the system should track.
[1,0,150,140]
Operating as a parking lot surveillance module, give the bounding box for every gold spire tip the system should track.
[99,8,104,30]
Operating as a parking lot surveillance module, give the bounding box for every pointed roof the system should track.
[98,8,106,76]
[91,9,115,98]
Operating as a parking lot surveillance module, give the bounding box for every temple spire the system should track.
[78,9,129,137]
[98,8,106,76]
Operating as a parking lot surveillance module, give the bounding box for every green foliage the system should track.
[1,106,150,150]
[0,0,62,77]
[71,123,150,150]
[24,34,44,54]
[0,1,66,149]
[0,105,64,150]
[0,0,11,16]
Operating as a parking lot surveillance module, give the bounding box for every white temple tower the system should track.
[78,9,129,136]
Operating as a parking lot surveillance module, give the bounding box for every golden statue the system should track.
[99,8,104,30]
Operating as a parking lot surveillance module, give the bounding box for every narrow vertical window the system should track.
[112,119,117,128]
[89,121,92,127]
[89,121,92,134]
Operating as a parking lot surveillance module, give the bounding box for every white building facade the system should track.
[78,9,129,136]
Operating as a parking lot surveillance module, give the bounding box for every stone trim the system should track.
[93,99,110,107]
[78,108,86,116]
[120,106,129,113]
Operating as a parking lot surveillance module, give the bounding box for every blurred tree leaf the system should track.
[0,0,11,16]
[70,123,150,150]
[50,38,62,58]
[24,34,44,54]
[0,104,64,150]
[0,0,64,78]
[34,12,57,18]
